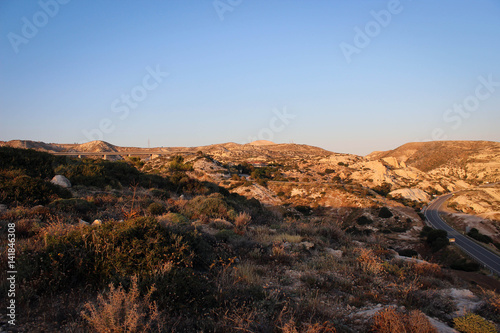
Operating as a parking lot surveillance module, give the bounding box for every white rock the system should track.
[326,248,343,258]
[389,188,430,202]
[79,219,90,225]
[300,241,315,250]
[92,219,102,225]
[51,175,71,188]
[426,316,459,333]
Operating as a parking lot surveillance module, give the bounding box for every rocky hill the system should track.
[367,141,500,183]
[1,141,500,332]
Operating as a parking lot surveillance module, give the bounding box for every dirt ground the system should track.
[450,269,500,292]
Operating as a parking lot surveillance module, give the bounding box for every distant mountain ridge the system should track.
[367,141,500,172]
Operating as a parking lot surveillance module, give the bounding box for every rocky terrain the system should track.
[1,139,499,332]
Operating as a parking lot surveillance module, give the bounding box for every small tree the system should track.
[378,207,393,218]
[426,229,449,252]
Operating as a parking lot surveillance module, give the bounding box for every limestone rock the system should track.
[51,175,71,188]
[326,248,343,258]
[300,241,315,250]
[389,188,430,202]
[79,219,90,225]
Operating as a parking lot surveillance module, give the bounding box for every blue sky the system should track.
[1,0,499,155]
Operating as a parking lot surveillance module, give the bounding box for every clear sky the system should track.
[1,0,499,155]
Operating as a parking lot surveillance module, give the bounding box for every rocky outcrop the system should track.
[51,175,71,188]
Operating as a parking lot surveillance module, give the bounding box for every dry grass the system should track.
[356,248,384,275]
[81,276,161,333]
[234,211,251,234]
[371,307,437,333]
[234,261,262,285]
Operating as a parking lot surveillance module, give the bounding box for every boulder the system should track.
[79,219,90,225]
[51,175,71,188]
[92,219,102,225]
[326,248,343,259]
[300,241,315,250]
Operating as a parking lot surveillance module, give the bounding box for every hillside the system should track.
[367,141,500,183]
[1,143,500,331]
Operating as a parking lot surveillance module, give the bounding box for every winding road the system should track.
[424,194,500,276]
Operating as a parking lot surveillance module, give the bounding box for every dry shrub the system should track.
[217,306,264,333]
[81,276,161,333]
[281,318,299,333]
[234,211,251,233]
[482,289,500,314]
[406,310,438,333]
[412,261,442,277]
[234,262,262,285]
[303,321,337,332]
[356,248,384,275]
[371,307,437,333]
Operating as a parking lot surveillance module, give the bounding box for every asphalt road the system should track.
[424,194,500,276]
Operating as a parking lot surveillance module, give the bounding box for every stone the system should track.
[300,241,315,250]
[211,219,234,229]
[51,175,71,188]
[92,219,102,225]
[79,219,90,225]
[326,248,343,259]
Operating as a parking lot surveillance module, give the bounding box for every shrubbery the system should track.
[0,147,65,178]
[453,313,497,333]
[423,228,450,252]
[0,170,72,206]
[182,194,237,221]
[147,202,166,216]
[357,215,373,225]
[378,207,393,218]
[18,217,216,295]
[168,155,193,172]
[49,198,96,215]
[467,228,493,244]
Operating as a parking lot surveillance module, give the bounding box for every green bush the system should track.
[453,313,497,333]
[149,188,170,200]
[18,217,215,295]
[49,198,96,215]
[420,225,433,237]
[467,228,493,244]
[378,207,393,218]
[183,194,234,220]
[357,215,373,225]
[0,147,64,179]
[147,202,166,216]
[450,259,480,272]
[0,171,72,206]
[373,182,392,197]
[158,212,189,225]
[168,155,193,171]
[398,249,419,257]
[425,229,450,252]
[215,229,242,242]
[55,159,140,188]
